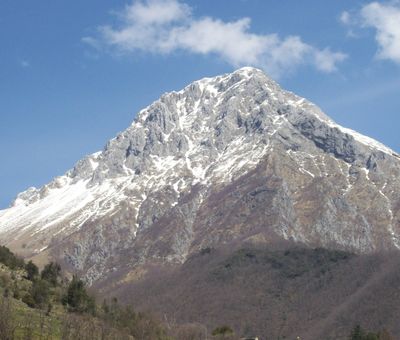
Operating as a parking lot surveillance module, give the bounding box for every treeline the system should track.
[0,245,237,339]
[0,245,24,270]
[0,245,173,339]
[2,256,94,317]
[0,245,396,339]
[349,325,395,340]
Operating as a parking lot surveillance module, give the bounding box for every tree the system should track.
[364,334,379,340]
[25,261,39,281]
[212,325,234,338]
[23,279,50,309]
[350,325,365,340]
[30,279,50,309]
[349,325,380,340]
[0,246,24,270]
[65,275,95,314]
[41,262,61,286]
[12,281,20,299]
[0,297,16,340]
[175,323,206,340]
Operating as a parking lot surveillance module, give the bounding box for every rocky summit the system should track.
[0,67,399,284]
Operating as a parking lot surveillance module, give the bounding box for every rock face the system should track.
[0,67,399,284]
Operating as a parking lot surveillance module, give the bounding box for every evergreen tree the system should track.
[25,261,39,281]
[65,275,95,314]
[41,262,61,286]
[30,279,50,308]
[0,245,24,269]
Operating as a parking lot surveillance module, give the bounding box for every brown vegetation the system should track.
[104,244,400,339]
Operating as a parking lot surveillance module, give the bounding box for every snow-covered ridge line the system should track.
[287,94,397,156]
[338,126,396,156]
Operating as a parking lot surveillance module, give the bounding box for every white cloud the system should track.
[340,11,351,25]
[314,48,347,72]
[341,2,400,64]
[85,0,346,78]
[122,0,190,25]
[361,2,400,63]
[167,17,271,66]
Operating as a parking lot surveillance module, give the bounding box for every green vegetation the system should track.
[27,279,50,309]
[100,298,171,339]
[349,325,395,340]
[40,262,61,287]
[212,325,235,338]
[0,244,397,339]
[25,261,38,281]
[0,244,175,339]
[0,245,244,339]
[0,246,24,270]
[63,275,95,314]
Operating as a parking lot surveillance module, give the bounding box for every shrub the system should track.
[22,293,35,308]
[349,325,381,340]
[12,282,20,300]
[174,323,206,340]
[212,325,234,338]
[0,273,11,289]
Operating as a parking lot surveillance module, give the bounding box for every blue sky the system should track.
[1,0,399,208]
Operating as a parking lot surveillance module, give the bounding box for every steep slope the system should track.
[105,245,400,339]
[0,67,399,284]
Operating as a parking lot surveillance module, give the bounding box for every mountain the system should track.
[0,67,399,287]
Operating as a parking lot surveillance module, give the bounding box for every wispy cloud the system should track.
[20,60,30,68]
[339,11,351,25]
[341,1,400,64]
[84,0,346,78]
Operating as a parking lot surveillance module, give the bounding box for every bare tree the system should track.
[0,297,16,340]
[173,323,208,340]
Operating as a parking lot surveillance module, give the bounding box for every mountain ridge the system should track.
[0,67,399,284]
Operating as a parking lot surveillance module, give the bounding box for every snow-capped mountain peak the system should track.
[1,67,399,284]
